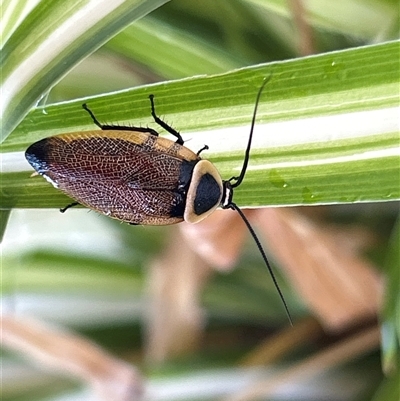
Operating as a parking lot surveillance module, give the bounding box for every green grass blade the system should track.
[105,16,243,79]
[1,40,399,209]
[248,0,399,40]
[1,0,170,140]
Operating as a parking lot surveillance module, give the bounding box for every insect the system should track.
[25,79,292,323]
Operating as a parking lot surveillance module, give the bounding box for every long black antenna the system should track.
[229,203,293,325]
[222,76,293,325]
[230,76,272,188]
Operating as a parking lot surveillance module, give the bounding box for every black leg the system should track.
[82,103,159,136]
[82,103,104,128]
[60,202,79,213]
[149,95,184,145]
[196,145,209,156]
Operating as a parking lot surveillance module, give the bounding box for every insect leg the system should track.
[60,202,79,213]
[82,103,160,135]
[149,95,184,145]
[82,104,107,128]
[196,145,209,156]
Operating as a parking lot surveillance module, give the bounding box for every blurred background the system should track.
[2,1,399,400]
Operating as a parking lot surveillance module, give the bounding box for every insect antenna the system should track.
[228,203,293,325]
[229,76,271,189]
[225,75,293,325]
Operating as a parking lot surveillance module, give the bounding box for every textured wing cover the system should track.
[26,131,199,225]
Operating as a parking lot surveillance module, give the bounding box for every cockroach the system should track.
[25,79,292,323]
